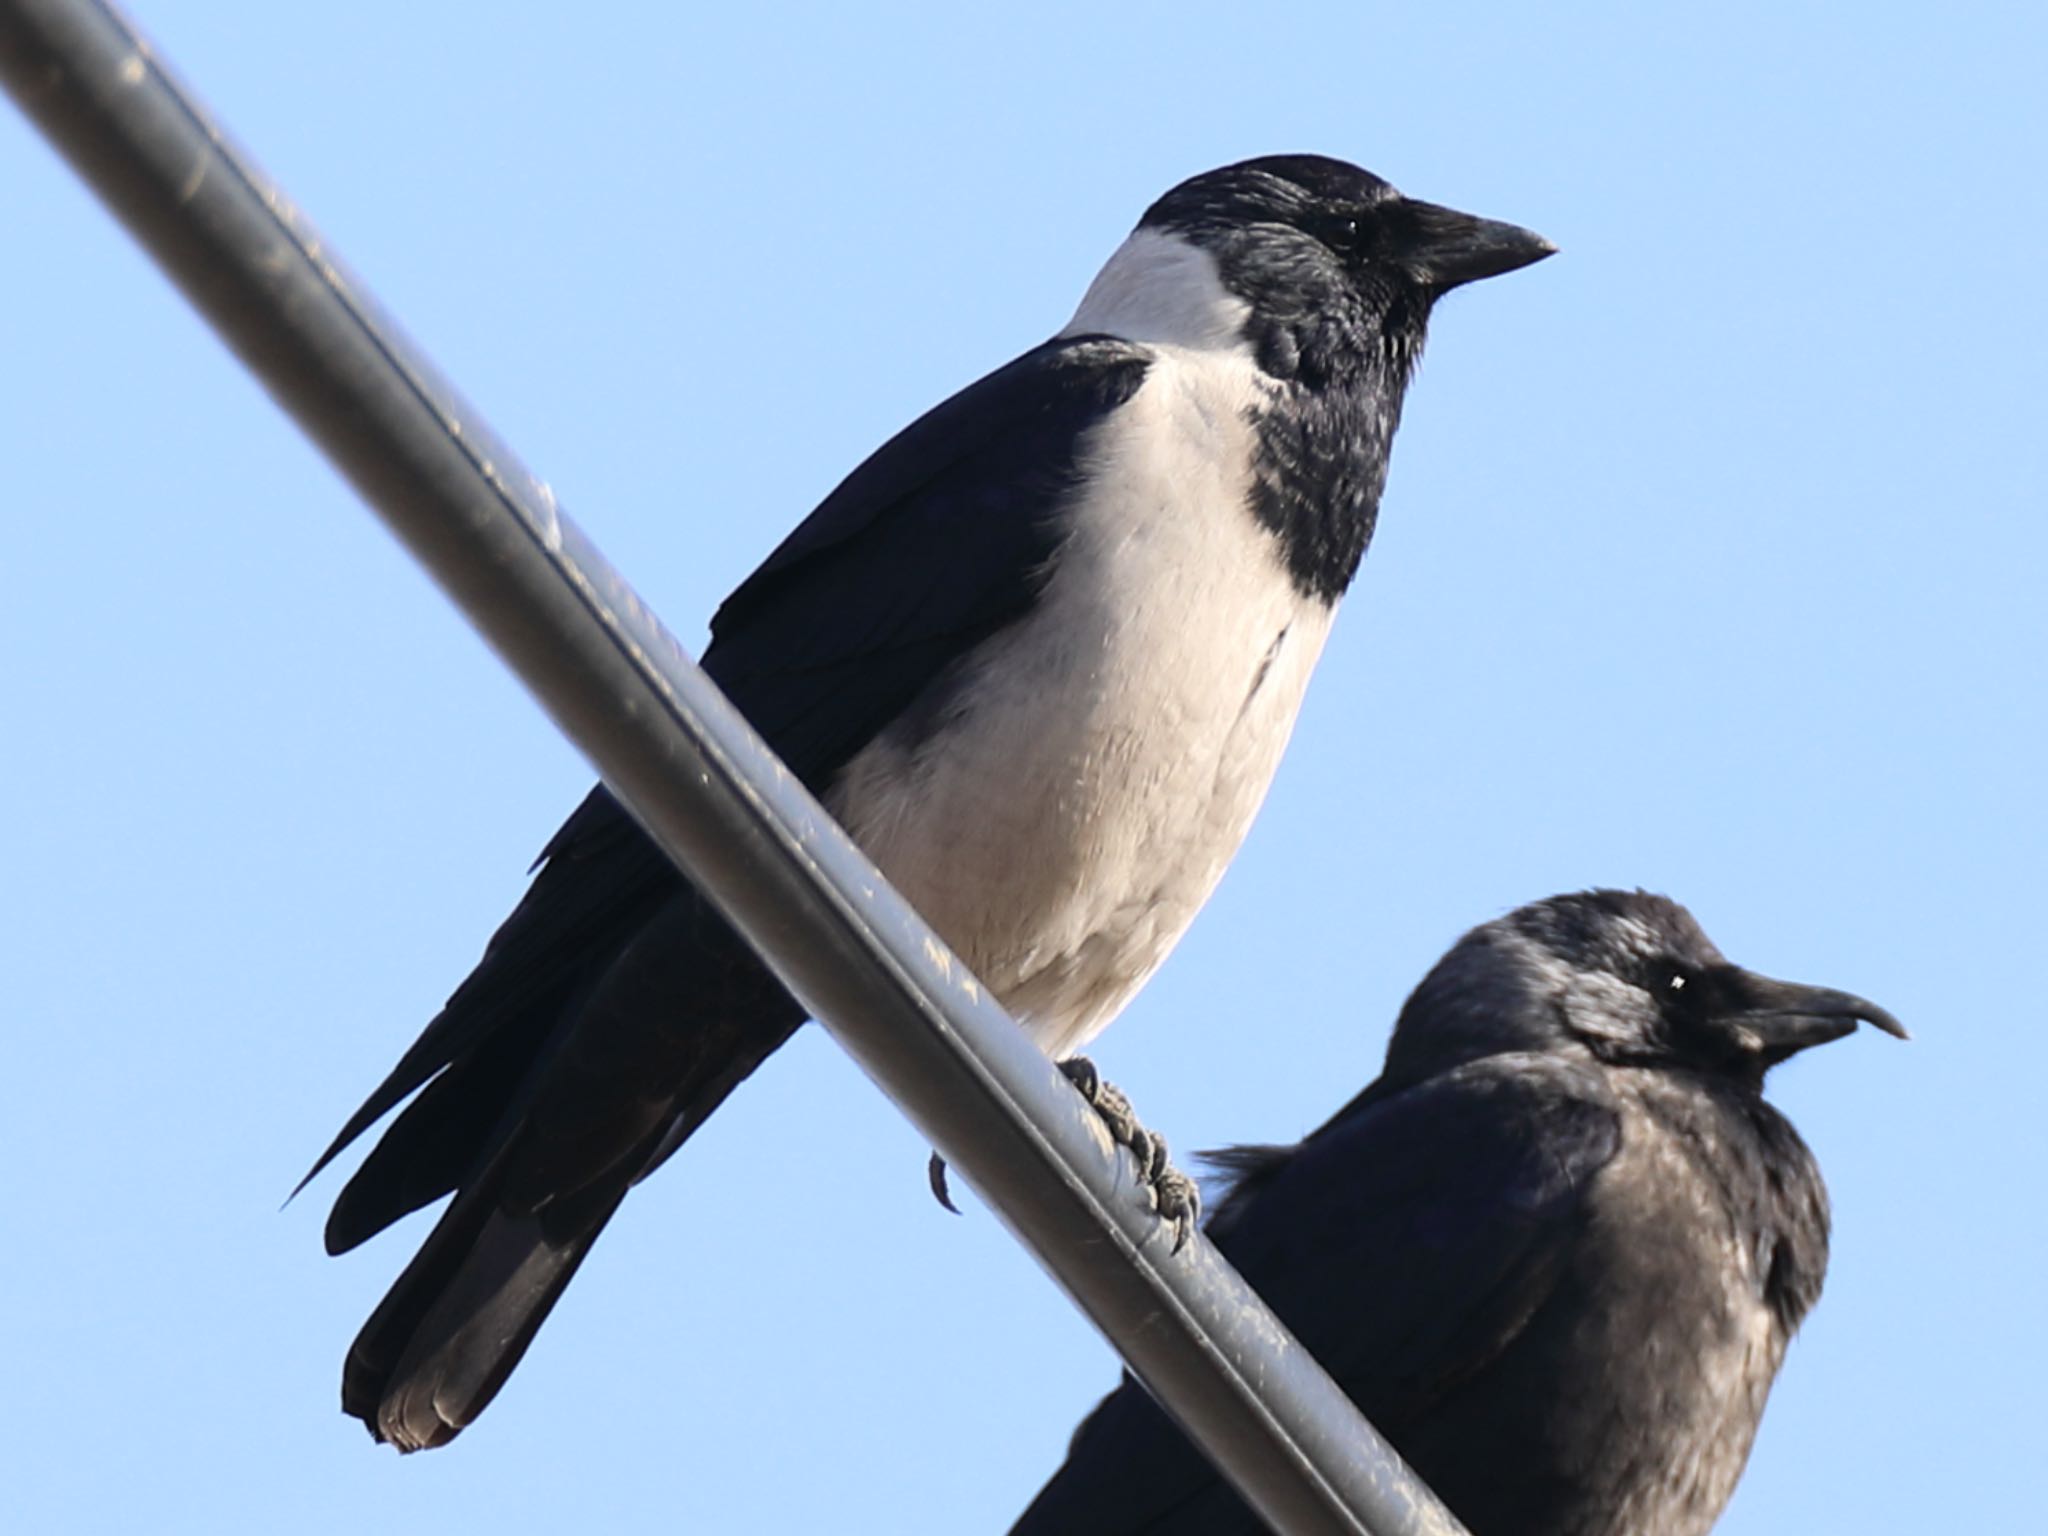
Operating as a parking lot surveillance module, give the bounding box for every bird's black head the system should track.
[1385,890,1906,1091]
[1136,154,1555,388]
[1080,155,1551,603]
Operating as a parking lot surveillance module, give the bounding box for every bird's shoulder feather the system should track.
[701,334,1153,781]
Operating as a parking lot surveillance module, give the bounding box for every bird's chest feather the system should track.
[1567,1093,1796,1536]
[829,351,1333,1052]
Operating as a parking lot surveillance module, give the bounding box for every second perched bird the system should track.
[1010,890,1904,1536]
[303,155,1553,1450]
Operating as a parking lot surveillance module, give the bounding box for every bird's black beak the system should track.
[1399,199,1557,291]
[1719,969,1909,1068]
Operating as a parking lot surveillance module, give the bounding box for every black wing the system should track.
[305,331,1156,1231]
[1008,1056,1622,1535]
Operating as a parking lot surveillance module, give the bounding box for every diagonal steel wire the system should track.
[0,5,1469,1531]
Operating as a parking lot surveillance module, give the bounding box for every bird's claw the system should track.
[1059,1055,1102,1101]
[928,1150,962,1214]
[926,1061,1202,1246]
[1059,1056,1202,1251]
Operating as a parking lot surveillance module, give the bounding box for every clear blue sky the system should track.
[4,3,2040,1531]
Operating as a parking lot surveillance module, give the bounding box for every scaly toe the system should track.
[1154,1167,1202,1254]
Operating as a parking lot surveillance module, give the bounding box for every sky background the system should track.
[3,3,2041,1532]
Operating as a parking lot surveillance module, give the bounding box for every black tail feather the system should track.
[319,846,807,1448]
[342,1156,627,1451]
[324,1014,567,1255]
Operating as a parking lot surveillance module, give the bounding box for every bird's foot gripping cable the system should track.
[924,1059,1201,1251]
[1059,1057,1202,1252]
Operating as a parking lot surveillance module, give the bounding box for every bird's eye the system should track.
[1650,962,1709,1009]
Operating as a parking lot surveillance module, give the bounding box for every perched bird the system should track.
[1010,890,1904,1536]
[301,154,1553,1450]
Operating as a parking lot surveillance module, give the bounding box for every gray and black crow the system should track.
[301,155,1552,1450]
[1009,890,1903,1536]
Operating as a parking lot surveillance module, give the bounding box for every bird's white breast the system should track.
[829,234,1331,1056]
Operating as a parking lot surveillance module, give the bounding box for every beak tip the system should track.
[1731,974,1908,1058]
[1403,203,1558,289]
